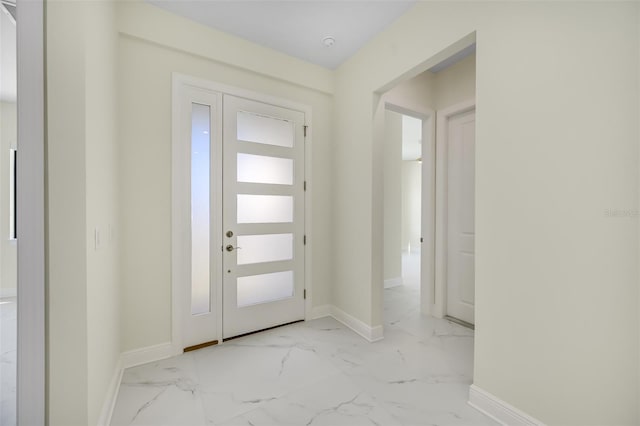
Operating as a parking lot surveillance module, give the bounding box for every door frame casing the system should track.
[433,99,476,318]
[171,73,313,354]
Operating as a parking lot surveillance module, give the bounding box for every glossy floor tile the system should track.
[111,253,496,425]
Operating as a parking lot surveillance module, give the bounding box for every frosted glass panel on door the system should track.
[237,194,293,223]
[237,153,293,185]
[237,111,294,148]
[191,103,211,315]
[237,233,293,265]
[237,271,294,307]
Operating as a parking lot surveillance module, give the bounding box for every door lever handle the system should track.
[226,245,242,252]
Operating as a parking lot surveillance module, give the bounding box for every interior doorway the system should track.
[172,75,309,352]
[382,108,425,326]
[380,45,476,328]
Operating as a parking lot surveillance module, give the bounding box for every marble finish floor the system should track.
[111,255,495,426]
[0,297,16,426]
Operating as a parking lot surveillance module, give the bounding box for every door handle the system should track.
[226,245,242,252]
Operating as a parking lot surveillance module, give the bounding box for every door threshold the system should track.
[444,315,475,330]
[223,320,304,342]
[184,340,219,352]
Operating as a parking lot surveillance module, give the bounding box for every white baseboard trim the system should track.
[120,342,174,369]
[384,277,402,289]
[98,342,175,425]
[468,384,544,426]
[0,288,17,298]
[309,304,332,320]
[97,358,124,426]
[307,304,384,342]
[329,305,384,343]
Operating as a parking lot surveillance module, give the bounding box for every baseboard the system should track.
[0,288,17,298]
[310,304,332,320]
[308,304,383,342]
[468,384,544,426]
[329,305,384,343]
[384,277,402,289]
[120,342,174,369]
[97,358,124,426]
[98,342,174,425]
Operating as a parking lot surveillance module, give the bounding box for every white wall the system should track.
[383,110,402,282]
[46,1,120,424]
[433,53,476,109]
[0,101,16,296]
[333,2,639,424]
[84,1,120,423]
[401,160,421,252]
[117,2,334,352]
[47,2,89,422]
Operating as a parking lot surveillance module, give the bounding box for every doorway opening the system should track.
[382,108,426,329]
[380,41,477,330]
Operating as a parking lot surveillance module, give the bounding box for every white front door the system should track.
[445,108,476,324]
[174,79,307,349]
[221,95,306,339]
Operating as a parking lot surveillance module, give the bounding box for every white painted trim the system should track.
[303,112,314,322]
[434,99,476,319]
[171,73,313,351]
[99,342,174,426]
[172,73,312,116]
[419,112,436,317]
[16,0,46,424]
[369,324,384,342]
[0,288,17,298]
[384,102,431,121]
[309,304,332,320]
[97,358,124,426]
[308,305,383,342]
[329,305,384,342]
[384,277,403,289]
[120,342,174,370]
[468,385,545,426]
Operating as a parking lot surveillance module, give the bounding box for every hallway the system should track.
[110,261,495,425]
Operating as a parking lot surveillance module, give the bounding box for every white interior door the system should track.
[222,95,305,339]
[445,108,475,324]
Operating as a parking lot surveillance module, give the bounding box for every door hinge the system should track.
[304,289,307,299]
[303,235,307,245]
[304,181,307,191]
[303,125,308,138]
